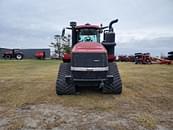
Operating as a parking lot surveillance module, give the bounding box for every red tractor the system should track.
[56,19,122,95]
[3,49,24,60]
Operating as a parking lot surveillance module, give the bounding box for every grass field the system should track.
[0,60,173,130]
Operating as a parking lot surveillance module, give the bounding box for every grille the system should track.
[72,53,107,67]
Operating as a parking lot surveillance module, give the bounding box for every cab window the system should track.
[78,29,100,42]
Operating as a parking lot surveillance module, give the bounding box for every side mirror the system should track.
[70,21,77,27]
[61,28,65,37]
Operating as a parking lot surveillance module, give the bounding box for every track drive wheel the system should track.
[102,63,122,94]
[56,63,76,95]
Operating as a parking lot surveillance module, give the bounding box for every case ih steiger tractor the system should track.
[56,19,122,95]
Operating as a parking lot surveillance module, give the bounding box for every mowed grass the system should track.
[0,60,172,109]
[0,60,58,107]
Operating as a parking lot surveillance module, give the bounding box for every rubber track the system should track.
[56,63,76,95]
[102,63,122,94]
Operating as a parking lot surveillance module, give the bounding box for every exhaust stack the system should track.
[109,19,118,32]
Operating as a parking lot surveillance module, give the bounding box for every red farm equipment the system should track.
[118,55,129,62]
[3,49,24,60]
[128,55,135,62]
[135,53,172,65]
[135,53,152,64]
[35,51,45,59]
[151,57,172,65]
[118,55,135,62]
[56,19,122,95]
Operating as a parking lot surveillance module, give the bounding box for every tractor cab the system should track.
[66,22,101,46]
[77,27,100,43]
[75,24,101,43]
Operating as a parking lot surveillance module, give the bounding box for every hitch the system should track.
[99,81,105,89]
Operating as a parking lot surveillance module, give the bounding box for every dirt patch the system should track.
[0,104,172,130]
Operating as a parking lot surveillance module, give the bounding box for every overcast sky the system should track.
[0,0,173,56]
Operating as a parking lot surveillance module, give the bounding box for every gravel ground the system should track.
[0,104,172,130]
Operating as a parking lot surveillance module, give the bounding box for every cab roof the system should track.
[76,24,100,29]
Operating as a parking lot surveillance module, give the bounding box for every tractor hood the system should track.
[72,42,107,53]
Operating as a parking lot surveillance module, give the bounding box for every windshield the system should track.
[78,29,100,42]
